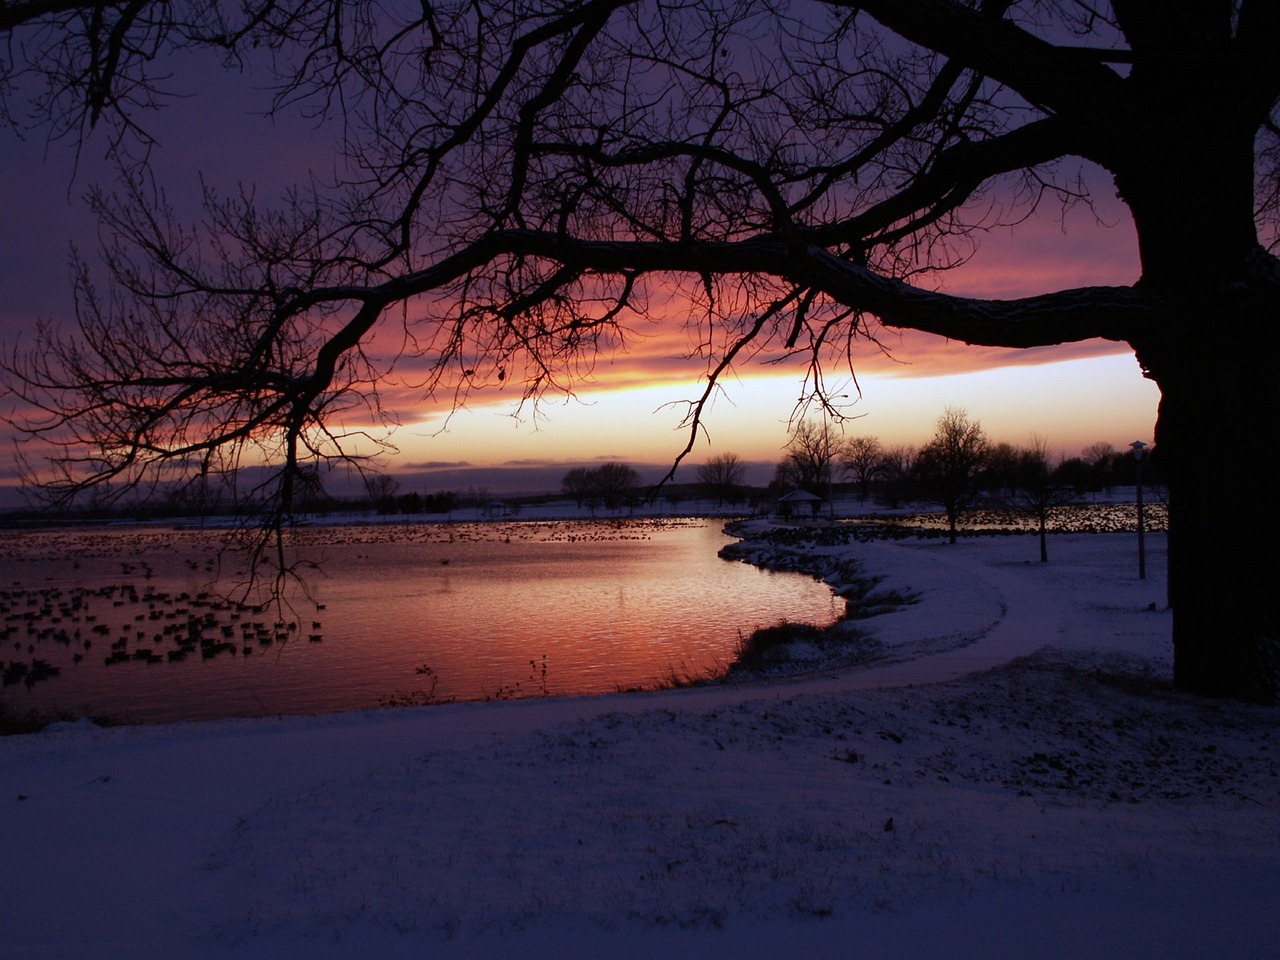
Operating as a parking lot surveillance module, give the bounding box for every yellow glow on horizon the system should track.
[362,182,1145,466]
[387,350,1158,474]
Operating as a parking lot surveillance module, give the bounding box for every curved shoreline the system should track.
[9,520,1275,960]
[715,519,924,677]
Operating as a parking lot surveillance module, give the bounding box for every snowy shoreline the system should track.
[3,527,1277,959]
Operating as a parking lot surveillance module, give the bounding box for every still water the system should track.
[1,518,841,724]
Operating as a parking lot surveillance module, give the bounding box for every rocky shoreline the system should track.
[717,519,920,675]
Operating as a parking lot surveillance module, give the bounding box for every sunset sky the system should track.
[0,47,1160,499]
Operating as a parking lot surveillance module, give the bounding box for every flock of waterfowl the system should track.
[0,517,699,700]
[896,502,1169,534]
[7,507,1146,713]
[1,577,324,691]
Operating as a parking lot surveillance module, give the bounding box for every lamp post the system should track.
[1130,440,1147,580]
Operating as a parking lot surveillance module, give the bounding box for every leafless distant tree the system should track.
[841,435,884,502]
[697,452,746,506]
[364,471,401,514]
[1082,441,1120,494]
[3,1,1279,698]
[562,461,638,511]
[1082,442,1118,467]
[1008,438,1082,563]
[913,408,990,544]
[591,461,640,510]
[778,420,841,497]
[562,466,595,510]
[875,444,918,510]
[982,441,1023,501]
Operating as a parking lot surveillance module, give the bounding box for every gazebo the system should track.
[774,488,823,520]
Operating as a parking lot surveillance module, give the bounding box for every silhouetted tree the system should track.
[590,461,640,510]
[165,468,226,522]
[424,491,458,515]
[463,485,491,511]
[914,408,990,544]
[779,420,840,498]
[364,471,401,515]
[4,2,1279,699]
[1083,442,1119,494]
[1055,456,1093,497]
[561,467,594,509]
[875,444,918,510]
[562,462,638,511]
[697,452,746,506]
[293,463,329,516]
[981,441,1023,501]
[1007,438,1081,562]
[841,436,885,502]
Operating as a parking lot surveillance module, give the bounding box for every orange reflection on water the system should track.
[1,520,841,723]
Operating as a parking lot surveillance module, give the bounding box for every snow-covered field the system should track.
[2,525,1277,959]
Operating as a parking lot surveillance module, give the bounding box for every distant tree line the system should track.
[544,409,1160,553]
[758,406,1163,560]
[561,462,642,511]
[364,471,462,517]
[696,453,749,506]
[6,410,1153,541]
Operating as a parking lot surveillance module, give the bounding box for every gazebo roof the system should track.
[776,489,822,502]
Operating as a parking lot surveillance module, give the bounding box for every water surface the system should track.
[1,518,841,723]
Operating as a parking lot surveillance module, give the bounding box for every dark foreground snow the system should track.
[2,529,1276,959]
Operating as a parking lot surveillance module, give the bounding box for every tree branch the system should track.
[848,0,1129,123]
[291,226,1160,352]
[813,117,1074,247]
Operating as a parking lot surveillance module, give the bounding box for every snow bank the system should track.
[2,529,1276,959]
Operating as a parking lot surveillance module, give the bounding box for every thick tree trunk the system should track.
[1137,292,1280,704]
[1112,68,1280,701]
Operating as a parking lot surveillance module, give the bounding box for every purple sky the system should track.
[0,41,1159,503]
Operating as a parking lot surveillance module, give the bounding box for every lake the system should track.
[0,518,842,724]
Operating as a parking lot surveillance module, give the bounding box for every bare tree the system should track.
[982,441,1023,501]
[363,471,401,515]
[561,466,594,510]
[0,0,422,171]
[293,462,329,516]
[841,435,884,503]
[1082,442,1117,467]
[778,420,841,498]
[697,452,746,506]
[589,461,640,511]
[562,461,638,511]
[3,2,1279,699]
[875,444,918,510]
[913,407,989,545]
[1082,441,1119,494]
[1008,438,1082,563]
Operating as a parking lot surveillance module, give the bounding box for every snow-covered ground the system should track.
[2,526,1277,959]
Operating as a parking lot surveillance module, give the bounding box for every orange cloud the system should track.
[367,185,1143,427]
